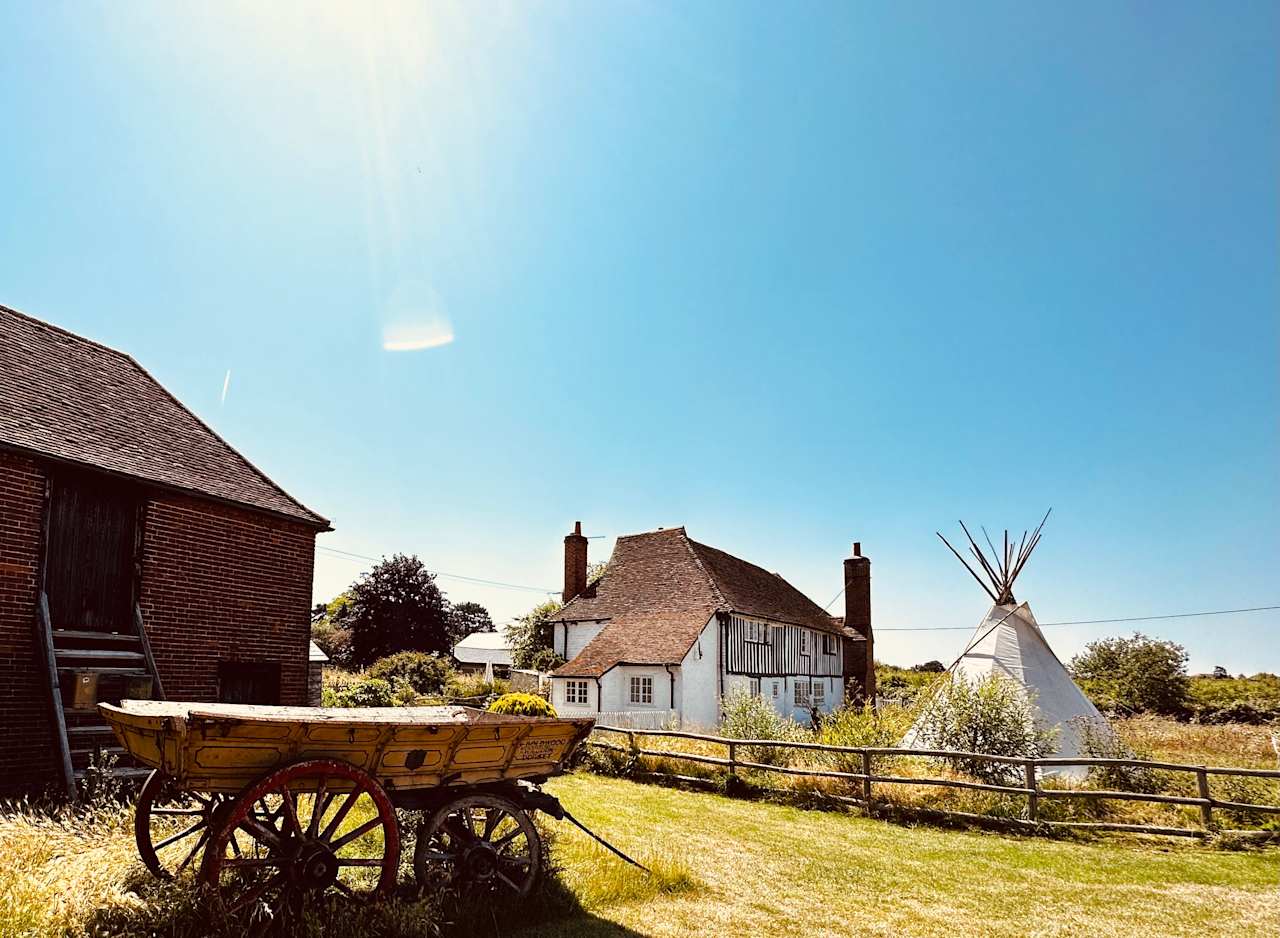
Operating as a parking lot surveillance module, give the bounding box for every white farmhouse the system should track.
[549,523,875,729]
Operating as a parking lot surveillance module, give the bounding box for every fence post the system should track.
[727,741,737,780]
[1196,767,1213,829]
[1025,760,1039,823]
[861,750,873,815]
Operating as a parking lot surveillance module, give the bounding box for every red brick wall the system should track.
[0,454,317,794]
[140,495,316,707]
[0,451,52,789]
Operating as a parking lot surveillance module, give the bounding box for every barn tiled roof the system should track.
[0,304,329,528]
[553,526,843,677]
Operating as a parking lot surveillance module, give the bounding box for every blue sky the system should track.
[2,2,1275,672]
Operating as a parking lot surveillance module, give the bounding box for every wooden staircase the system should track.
[36,594,165,799]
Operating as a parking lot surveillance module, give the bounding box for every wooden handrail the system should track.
[586,723,1280,835]
[592,725,1280,777]
[36,592,76,801]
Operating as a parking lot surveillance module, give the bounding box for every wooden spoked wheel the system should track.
[199,760,401,924]
[135,769,233,880]
[414,793,542,899]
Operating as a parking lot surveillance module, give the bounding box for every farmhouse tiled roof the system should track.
[553,526,844,677]
[0,303,329,528]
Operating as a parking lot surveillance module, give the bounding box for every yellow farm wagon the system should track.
[99,700,595,925]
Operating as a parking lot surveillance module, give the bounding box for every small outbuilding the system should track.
[0,304,330,796]
[308,641,330,706]
[452,631,513,679]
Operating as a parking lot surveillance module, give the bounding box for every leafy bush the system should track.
[488,693,557,717]
[1187,673,1280,724]
[446,674,510,702]
[874,664,943,706]
[324,676,396,708]
[1214,774,1280,828]
[719,689,809,766]
[1074,717,1162,793]
[820,700,916,775]
[908,673,1056,784]
[365,651,452,695]
[1070,633,1190,717]
[527,647,568,673]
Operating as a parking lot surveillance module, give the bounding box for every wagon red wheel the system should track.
[135,770,235,880]
[199,760,400,925]
[414,793,542,899]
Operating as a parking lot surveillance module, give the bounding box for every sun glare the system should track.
[382,318,455,351]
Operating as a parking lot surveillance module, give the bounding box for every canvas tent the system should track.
[903,601,1110,779]
[903,514,1114,780]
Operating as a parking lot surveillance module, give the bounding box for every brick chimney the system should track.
[563,521,588,603]
[843,541,875,702]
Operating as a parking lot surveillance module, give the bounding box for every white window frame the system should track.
[799,630,809,655]
[771,681,780,699]
[794,680,810,706]
[745,620,771,645]
[822,633,837,655]
[749,677,761,697]
[812,680,826,705]
[630,675,654,705]
[564,680,588,706]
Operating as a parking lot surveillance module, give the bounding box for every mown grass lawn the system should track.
[536,773,1280,938]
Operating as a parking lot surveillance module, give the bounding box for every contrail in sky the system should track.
[221,369,231,404]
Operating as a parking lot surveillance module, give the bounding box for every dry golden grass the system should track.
[1116,715,1279,769]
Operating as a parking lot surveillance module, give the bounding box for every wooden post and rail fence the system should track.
[586,725,1280,838]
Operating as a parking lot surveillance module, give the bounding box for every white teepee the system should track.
[903,514,1115,780]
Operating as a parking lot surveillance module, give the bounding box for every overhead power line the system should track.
[317,542,1277,627]
[315,545,557,594]
[875,605,1280,632]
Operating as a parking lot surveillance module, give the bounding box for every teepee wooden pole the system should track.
[937,532,998,603]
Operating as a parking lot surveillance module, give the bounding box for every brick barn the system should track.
[0,304,329,796]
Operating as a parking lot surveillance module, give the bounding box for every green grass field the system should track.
[3,772,1276,937]
[539,774,1280,938]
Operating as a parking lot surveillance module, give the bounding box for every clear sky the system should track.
[2,2,1275,673]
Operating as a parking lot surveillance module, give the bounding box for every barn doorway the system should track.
[44,470,139,633]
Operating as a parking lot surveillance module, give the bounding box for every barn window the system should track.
[564,680,588,705]
[822,633,837,655]
[749,678,761,697]
[218,661,281,705]
[794,680,810,706]
[745,620,770,644]
[629,676,653,705]
[812,681,826,705]
[771,681,780,699]
[799,630,809,655]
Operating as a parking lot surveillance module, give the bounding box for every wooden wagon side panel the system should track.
[102,701,594,793]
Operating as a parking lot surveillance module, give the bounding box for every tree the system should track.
[1069,633,1190,716]
[912,660,947,673]
[345,554,455,667]
[450,601,494,636]
[311,591,355,668]
[1212,666,1230,680]
[506,599,562,670]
